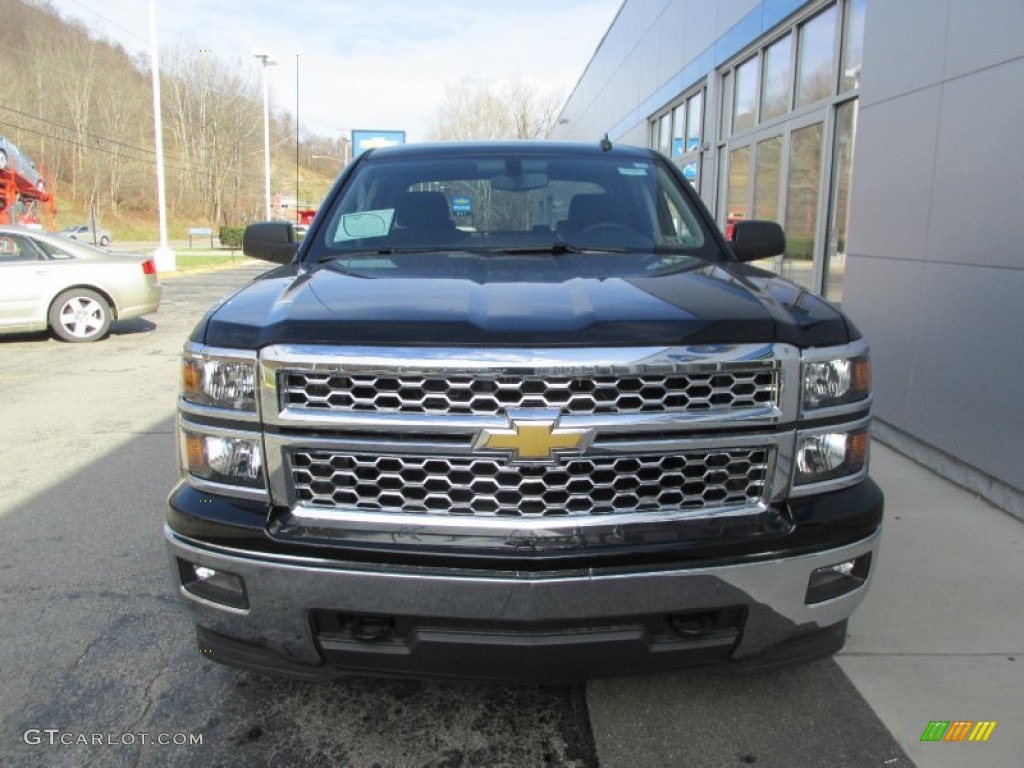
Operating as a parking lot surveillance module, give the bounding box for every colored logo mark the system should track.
[474,414,591,463]
[920,721,997,742]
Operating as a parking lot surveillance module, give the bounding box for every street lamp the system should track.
[253,50,277,220]
[149,0,174,271]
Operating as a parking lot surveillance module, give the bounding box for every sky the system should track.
[44,0,623,142]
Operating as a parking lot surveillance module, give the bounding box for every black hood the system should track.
[195,259,856,349]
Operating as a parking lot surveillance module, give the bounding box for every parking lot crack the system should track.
[127,665,166,764]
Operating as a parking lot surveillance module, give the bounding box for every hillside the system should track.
[0,0,339,237]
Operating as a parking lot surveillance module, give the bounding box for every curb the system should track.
[158,258,266,279]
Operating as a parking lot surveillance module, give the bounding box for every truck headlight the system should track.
[183,429,264,489]
[182,347,256,411]
[802,356,870,410]
[794,428,869,486]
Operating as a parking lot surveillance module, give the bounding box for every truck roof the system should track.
[361,139,655,161]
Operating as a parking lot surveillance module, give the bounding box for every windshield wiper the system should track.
[317,244,636,262]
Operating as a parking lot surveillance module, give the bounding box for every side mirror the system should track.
[727,220,786,263]
[243,221,298,264]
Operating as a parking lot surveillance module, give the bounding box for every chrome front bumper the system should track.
[166,525,880,680]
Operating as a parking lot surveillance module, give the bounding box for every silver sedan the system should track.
[0,226,161,342]
[59,223,113,247]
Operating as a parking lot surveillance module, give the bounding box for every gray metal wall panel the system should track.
[550,0,761,143]
[944,0,1024,80]
[845,87,942,263]
[682,0,719,60]
[717,0,763,36]
[927,57,1024,270]
[839,256,922,429]
[858,0,951,107]
[901,263,1024,489]
[845,0,1024,493]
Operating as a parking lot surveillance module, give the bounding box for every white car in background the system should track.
[59,223,113,247]
[0,226,161,342]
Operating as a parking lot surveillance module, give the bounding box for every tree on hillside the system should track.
[1,1,341,230]
[427,76,562,141]
[163,44,264,225]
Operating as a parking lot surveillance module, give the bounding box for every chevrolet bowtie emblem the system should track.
[474,411,592,464]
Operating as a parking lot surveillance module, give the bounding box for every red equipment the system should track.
[0,164,55,228]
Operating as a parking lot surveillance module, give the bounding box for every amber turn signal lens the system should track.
[848,429,870,468]
[851,357,871,395]
[182,359,202,397]
[184,432,206,471]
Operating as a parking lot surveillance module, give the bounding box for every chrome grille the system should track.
[290,448,771,517]
[281,369,778,416]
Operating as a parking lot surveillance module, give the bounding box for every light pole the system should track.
[149,0,174,271]
[253,50,277,220]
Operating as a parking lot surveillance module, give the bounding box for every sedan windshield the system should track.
[309,149,718,275]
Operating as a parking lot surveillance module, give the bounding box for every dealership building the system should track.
[550,0,1023,516]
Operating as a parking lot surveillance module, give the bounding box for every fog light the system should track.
[178,559,249,610]
[806,553,871,604]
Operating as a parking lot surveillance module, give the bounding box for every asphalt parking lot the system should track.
[0,261,1019,767]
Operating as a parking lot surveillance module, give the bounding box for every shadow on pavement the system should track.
[0,420,597,768]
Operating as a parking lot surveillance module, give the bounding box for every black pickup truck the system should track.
[166,140,882,680]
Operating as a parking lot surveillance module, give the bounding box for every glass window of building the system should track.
[782,121,824,285]
[714,0,861,296]
[682,91,704,186]
[720,70,735,137]
[761,33,793,121]
[686,91,703,152]
[733,56,759,132]
[824,100,857,302]
[658,114,672,157]
[796,5,838,108]
[650,85,706,191]
[727,145,751,222]
[753,136,784,220]
[841,0,866,92]
[672,104,685,158]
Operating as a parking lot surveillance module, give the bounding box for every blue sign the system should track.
[671,137,701,157]
[351,130,406,157]
[452,196,472,215]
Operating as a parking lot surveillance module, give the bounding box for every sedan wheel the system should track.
[49,289,112,342]
[99,236,110,246]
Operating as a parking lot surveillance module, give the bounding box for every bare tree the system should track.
[428,76,563,141]
[503,78,563,140]
[1,1,336,229]
[163,45,263,225]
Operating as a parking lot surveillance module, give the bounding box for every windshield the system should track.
[307,149,718,276]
